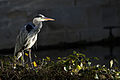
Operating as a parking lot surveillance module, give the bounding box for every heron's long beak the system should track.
[43,17,55,21]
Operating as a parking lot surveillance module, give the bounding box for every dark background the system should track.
[0,0,120,65]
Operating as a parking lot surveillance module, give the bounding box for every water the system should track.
[2,46,120,66]
[34,46,120,66]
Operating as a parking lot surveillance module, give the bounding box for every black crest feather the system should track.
[26,24,34,33]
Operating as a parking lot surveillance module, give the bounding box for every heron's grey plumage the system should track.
[14,14,54,67]
[14,22,42,59]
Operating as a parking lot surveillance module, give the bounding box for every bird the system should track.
[14,14,55,67]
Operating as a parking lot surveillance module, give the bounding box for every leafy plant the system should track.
[0,51,120,80]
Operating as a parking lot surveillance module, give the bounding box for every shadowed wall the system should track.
[0,0,120,49]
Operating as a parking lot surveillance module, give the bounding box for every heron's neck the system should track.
[34,21,42,28]
[33,18,42,28]
[32,21,42,34]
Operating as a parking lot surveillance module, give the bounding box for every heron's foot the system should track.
[29,61,34,68]
[22,61,25,67]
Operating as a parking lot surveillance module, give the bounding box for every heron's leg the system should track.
[28,49,33,68]
[17,52,22,60]
[24,50,29,64]
[22,50,25,67]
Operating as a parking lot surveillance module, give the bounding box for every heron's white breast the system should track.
[27,34,38,49]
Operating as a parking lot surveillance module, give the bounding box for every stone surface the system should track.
[0,0,120,49]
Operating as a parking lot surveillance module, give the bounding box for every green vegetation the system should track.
[0,51,120,80]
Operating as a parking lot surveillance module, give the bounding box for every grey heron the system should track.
[14,14,54,67]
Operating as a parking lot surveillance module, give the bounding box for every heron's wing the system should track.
[14,23,36,55]
[14,27,28,55]
[14,23,39,56]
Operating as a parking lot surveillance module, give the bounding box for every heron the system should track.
[14,14,55,67]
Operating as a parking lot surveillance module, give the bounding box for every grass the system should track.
[0,51,120,80]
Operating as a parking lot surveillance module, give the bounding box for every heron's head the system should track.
[33,14,55,25]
